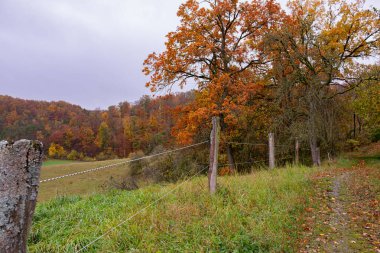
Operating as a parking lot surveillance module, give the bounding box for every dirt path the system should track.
[325,172,352,252]
[301,163,380,253]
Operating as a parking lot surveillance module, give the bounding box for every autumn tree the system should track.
[143,0,283,170]
[351,64,380,141]
[96,122,111,151]
[267,0,380,165]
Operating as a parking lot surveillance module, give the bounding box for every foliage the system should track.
[0,93,193,159]
[95,122,110,150]
[351,66,380,141]
[48,143,67,159]
[143,0,284,169]
[67,150,80,160]
[265,0,380,163]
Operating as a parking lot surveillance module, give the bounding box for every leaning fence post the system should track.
[208,117,220,194]
[0,140,43,253]
[295,138,300,165]
[268,133,275,169]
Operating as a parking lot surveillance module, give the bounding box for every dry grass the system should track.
[39,159,130,202]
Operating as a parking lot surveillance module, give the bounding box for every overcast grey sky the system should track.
[0,0,378,109]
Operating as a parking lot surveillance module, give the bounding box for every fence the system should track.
[0,116,318,252]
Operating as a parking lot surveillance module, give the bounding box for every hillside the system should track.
[28,153,380,252]
[0,93,194,159]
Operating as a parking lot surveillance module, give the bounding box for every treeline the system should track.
[0,93,194,160]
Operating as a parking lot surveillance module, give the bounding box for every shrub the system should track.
[67,150,79,160]
[48,143,67,159]
[127,150,146,177]
[95,150,118,161]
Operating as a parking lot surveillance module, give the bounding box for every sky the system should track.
[0,0,379,109]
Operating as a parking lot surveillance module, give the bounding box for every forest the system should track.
[1,0,379,170]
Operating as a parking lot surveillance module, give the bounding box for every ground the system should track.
[300,151,380,252]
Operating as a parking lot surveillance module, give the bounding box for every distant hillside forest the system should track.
[0,93,196,160]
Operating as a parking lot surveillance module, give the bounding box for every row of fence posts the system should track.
[1,117,314,252]
[207,116,306,193]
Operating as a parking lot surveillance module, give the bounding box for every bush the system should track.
[346,139,360,151]
[95,150,118,161]
[371,128,380,142]
[127,150,146,177]
[48,143,67,159]
[82,156,95,162]
[103,176,139,191]
[142,145,204,183]
[67,150,79,160]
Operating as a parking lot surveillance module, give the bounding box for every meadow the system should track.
[39,159,130,202]
[30,165,319,252]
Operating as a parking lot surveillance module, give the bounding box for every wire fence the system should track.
[75,165,209,253]
[38,137,308,251]
[40,141,209,183]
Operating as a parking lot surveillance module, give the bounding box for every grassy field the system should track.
[30,165,319,252]
[31,144,380,252]
[42,159,81,167]
[39,159,130,202]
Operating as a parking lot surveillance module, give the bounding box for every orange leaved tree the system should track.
[143,0,283,170]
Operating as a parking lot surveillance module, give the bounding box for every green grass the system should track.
[30,165,318,252]
[39,158,130,202]
[42,159,80,167]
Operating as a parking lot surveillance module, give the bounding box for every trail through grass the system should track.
[300,156,380,252]
[30,166,318,252]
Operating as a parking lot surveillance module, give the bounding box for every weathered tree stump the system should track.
[0,140,43,253]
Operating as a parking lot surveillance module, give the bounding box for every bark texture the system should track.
[0,140,43,253]
[208,117,220,194]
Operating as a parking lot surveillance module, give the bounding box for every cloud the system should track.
[0,0,182,109]
[0,0,378,109]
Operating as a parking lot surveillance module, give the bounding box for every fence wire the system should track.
[75,165,209,253]
[40,141,209,183]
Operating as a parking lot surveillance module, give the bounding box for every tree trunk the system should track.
[226,144,235,173]
[353,113,356,138]
[309,134,320,166]
[295,138,300,165]
[308,98,321,167]
[0,140,43,253]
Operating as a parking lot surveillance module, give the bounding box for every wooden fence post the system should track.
[295,138,299,165]
[208,117,220,194]
[0,140,43,253]
[268,133,275,169]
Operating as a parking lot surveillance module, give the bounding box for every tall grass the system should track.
[29,165,317,252]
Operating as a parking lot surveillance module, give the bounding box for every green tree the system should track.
[96,122,110,150]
